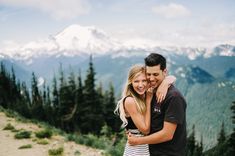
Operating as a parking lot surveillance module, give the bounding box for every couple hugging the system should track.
[115,53,187,156]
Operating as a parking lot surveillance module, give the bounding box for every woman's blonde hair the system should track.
[114,64,147,127]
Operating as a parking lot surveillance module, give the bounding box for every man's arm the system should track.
[128,121,177,145]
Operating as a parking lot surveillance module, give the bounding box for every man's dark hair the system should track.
[144,53,166,70]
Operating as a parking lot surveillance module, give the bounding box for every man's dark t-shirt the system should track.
[149,85,187,156]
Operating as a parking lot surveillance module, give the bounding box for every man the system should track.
[128,53,187,156]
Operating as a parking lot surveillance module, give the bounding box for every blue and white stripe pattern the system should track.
[123,129,149,156]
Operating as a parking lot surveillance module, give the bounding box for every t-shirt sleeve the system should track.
[164,95,185,124]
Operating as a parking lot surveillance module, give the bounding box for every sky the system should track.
[0,0,235,48]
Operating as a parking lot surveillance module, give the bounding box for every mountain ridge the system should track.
[0,24,234,63]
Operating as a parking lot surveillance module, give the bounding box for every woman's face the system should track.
[131,72,147,95]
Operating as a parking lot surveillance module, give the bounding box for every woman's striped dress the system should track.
[123,129,149,156]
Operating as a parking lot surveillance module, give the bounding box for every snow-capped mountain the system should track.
[54,24,122,54]
[0,24,234,63]
[0,24,123,63]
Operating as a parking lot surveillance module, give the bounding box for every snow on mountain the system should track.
[212,44,235,56]
[0,24,234,62]
[0,24,123,62]
[0,39,57,62]
[53,24,122,54]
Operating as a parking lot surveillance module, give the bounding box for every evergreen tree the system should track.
[58,63,67,116]
[21,82,31,107]
[19,82,31,118]
[57,63,67,128]
[103,82,121,132]
[59,63,66,88]
[193,135,203,156]
[199,135,204,155]
[214,121,227,155]
[67,69,76,111]
[58,64,66,114]
[46,86,51,107]
[218,121,226,144]
[80,55,104,134]
[52,76,59,126]
[42,82,47,105]
[60,70,77,132]
[97,82,104,100]
[52,76,59,108]
[31,72,44,120]
[9,66,24,112]
[0,64,25,114]
[44,85,54,125]
[68,68,76,91]
[9,66,18,106]
[204,101,235,156]
[75,69,84,131]
[0,63,7,108]
[226,101,235,155]
[186,125,196,156]
[0,62,6,74]
[0,63,11,108]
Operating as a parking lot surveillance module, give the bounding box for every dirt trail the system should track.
[0,112,103,156]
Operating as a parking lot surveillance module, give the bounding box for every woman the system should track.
[115,64,175,156]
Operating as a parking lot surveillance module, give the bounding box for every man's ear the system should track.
[163,69,167,76]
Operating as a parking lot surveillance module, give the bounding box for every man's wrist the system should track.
[137,136,144,144]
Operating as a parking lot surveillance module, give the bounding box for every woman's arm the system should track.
[124,97,151,135]
[143,89,153,134]
[156,75,176,103]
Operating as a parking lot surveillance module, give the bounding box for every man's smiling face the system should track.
[146,65,166,89]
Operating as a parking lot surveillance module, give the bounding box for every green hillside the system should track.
[177,79,234,149]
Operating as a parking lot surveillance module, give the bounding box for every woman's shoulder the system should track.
[124,96,135,104]
[123,96,135,117]
[124,96,137,111]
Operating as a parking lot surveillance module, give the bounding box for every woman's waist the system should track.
[127,129,144,136]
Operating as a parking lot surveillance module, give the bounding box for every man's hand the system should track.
[156,83,168,103]
[128,132,139,145]
[156,75,176,103]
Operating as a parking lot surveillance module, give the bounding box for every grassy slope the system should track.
[0,108,104,156]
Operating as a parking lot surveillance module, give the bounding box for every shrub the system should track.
[106,138,126,156]
[3,123,15,130]
[67,133,108,149]
[4,110,16,118]
[37,139,49,145]
[48,147,64,156]
[0,106,3,111]
[35,129,52,138]
[15,130,31,139]
[74,150,81,156]
[74,151,81,156]
[18,144,32,149]
[67,134,77,142]
[32,138,37,142]
[105,132,126,156]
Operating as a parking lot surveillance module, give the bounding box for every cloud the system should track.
[0,0,90,20]
[152,3,190,18]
